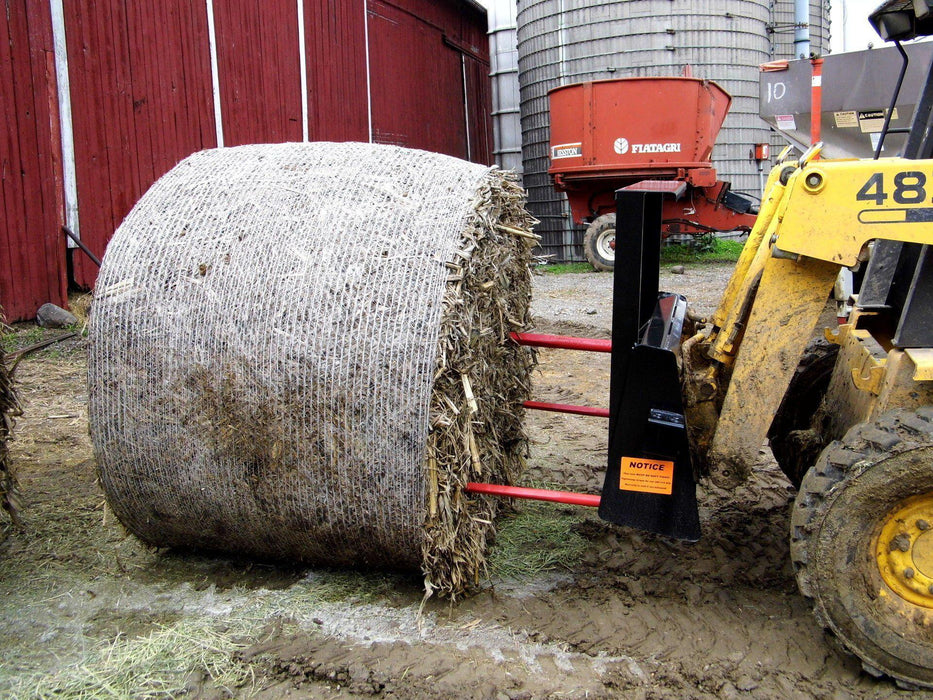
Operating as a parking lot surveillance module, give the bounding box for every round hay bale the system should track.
[89,142,536,596]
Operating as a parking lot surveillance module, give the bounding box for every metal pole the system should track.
[875,41,909,159]
[794,0,810,59]
[810,57,823,150]
[62,226,101,267]
[465,482,601,508]
[523,400,609,418]
[510,332,612,353]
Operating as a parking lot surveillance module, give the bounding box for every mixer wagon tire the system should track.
[791,408,933,689]
[583,214,616,272]
[768,337,839,487]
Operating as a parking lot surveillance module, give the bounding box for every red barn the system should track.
[1,0,492,321]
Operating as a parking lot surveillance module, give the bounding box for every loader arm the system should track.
[693,146,933,487]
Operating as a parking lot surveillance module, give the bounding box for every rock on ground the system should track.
[35,303,77,328]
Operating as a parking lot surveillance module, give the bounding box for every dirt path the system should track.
[0,265,926,699]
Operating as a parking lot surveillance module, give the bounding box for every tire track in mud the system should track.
[245,600,656,699]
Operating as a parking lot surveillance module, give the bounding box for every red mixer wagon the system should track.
[548,77,758,270]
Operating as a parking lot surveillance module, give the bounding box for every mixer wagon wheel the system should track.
[791,408,933,689]
[583,214,616,272]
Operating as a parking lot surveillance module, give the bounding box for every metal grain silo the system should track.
[516,0,830,261]
[488,0,524,174]
[769,0,832,60]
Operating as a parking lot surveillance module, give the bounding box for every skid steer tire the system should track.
[791,407,933,689]
[583,214,615,272]
[768,337,839,487]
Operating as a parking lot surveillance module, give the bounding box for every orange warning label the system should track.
[619,456,675,495]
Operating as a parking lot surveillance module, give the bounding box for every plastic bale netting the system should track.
[88,142,538,597]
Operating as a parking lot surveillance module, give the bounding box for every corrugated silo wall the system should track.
[516,0,830,261]
[489,0,524,174]
[769,1,832,60]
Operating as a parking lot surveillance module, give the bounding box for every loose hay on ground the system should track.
[89,142,537,598]
[1,312,22,531]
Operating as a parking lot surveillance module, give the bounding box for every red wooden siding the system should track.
[465,53,494,165]
[368,0,467,156]
[0,0,68,321]
[2,0,491,319]
[389,0,489,54]
[213,0,303,146]
[367,0,493,163]
[304,0,369,142]
[66,0,216,289]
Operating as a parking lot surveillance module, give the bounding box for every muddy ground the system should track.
[0,264,926,699]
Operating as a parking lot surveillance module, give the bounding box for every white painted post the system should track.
[297,0,309,142]
[364,0,373,142]
[49,0,79,246]
[205,0,225,147]
[461,54,471,160]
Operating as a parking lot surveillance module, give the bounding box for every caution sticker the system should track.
[619,456,675,495]
[833,111,858,128]
[859,108,898,133]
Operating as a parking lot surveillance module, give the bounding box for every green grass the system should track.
[486,499,588,580]
[660,237,745,265]
[10,618,256,700]
[1,325,45,354]
[540,262,594,274]
[0,571,406,700]
[539,237,745,273]
[1,322,85,358]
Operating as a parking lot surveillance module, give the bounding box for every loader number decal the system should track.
[619,456,674,495]
[856,171,927,205]
[856,170,933,223]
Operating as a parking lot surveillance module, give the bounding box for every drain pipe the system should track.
[795,0,810,58]
[558,0,567,80]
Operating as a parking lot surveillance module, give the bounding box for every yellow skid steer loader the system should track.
[474,0,933,688]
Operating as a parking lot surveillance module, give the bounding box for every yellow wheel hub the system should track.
[876,492,933,609]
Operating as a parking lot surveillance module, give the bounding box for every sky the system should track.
[831,0,885,53]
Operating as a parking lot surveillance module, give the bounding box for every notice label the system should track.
[833,111,858,128]
[619,456,675,495]
[775,114,796,131]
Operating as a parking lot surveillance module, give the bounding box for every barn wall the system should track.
[367,0,492,163]
[0,0,68,321]
[65,0,217,288]
[465,53,494,165]
[2,0,491,319]
[368,0,469,155]
[213,0,303,147]
[304,0,369,142]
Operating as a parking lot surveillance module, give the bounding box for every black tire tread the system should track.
[768,336,840,487]
[582,214,616,272]
[791,407,933,681]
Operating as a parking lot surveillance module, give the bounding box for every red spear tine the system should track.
[465,482,601,508]
[510,332,611,353]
